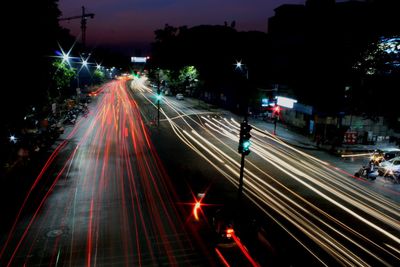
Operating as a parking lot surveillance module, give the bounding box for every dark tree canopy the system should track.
[151,24,269,109]
[3,0,69,127]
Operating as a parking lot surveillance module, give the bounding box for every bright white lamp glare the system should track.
[10,135,16,143]
[62,53,70,63]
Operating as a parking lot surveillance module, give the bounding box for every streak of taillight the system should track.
[215,248,231,267]
[232,233,260,267]
[86,198,94,267]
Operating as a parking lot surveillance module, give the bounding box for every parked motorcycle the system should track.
[63,110,77,125]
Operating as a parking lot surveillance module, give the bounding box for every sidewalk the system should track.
[250,118,399,156]
[187,98,399,157]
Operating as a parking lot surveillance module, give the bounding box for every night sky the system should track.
[59,0,305,50]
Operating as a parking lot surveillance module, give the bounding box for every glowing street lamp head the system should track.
[82,59,88,67]
[193,201,201,221]
[62,52,70,63]
[10,135,17,143]
[96,64,101,69]
[235,61,243,69]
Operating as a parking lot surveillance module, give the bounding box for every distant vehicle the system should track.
[370,148,400,165]
[176,93,184,100]
[378,156,400,180]
[164,88,172,96]
[381,148,400,161]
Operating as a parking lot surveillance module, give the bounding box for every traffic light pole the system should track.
[157,94,161,127]
[234,62,251,227]
[238,152,246,202]
[274,116,277,135]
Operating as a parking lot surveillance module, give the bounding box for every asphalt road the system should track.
[0,80,214,266]
[130,77,400,267]
[2,77,399,267]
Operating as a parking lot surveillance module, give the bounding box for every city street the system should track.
[1,78,399,266]
[131,77,400,266]
[0,80,213,266]
[4,1,399,266]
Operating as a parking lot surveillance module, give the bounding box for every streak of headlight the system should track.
[341,153,373,158]
[215,118,400,216]
[195,119,398,264]
[250,145,400,232]
[183,130,224,163]
[130,87,349,263]
[242,165,393,265]
[163,113,235,182]
[242,177,369,265]
[130,78,400,264]
[197,124,394,264]
[195,115,400,260]
[255,146,400,244]
[245,192,329,267]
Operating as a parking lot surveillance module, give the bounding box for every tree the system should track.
[52,60,76,96]
[3,0,69,126]
[178,66,199,94]
[354,37,400,76]
[351,36,400,121]
[93,69,106,84]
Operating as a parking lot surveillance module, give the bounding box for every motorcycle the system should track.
[63,110,77,125]
[354,164,378,180]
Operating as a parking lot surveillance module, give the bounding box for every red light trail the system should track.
[1,80,204,266]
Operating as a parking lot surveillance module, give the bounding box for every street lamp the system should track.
[9,135,17,144]
[235,60,249,81]
[74,55,91,98]
[62,53,70,64]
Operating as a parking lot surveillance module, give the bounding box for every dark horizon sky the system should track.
[59,0,307,53]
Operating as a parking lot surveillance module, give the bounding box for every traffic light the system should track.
[156,88,162,101]
[273,105,281,115]
[238,121,252,155]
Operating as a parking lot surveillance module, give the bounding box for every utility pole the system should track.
[58,6,95,48]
